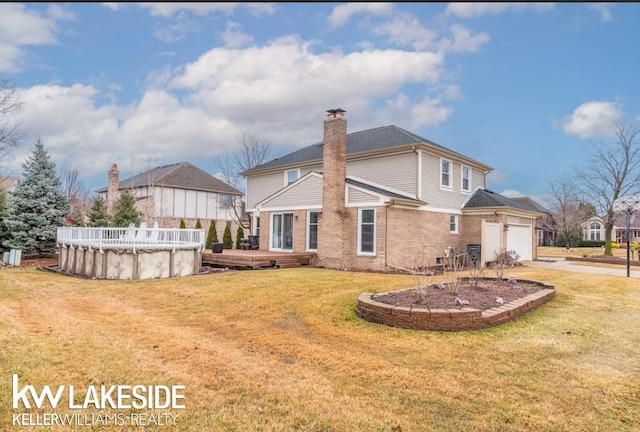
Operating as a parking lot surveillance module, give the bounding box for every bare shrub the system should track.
[389,249,435,289]
[467,261,485,289]
[493,249,520,282]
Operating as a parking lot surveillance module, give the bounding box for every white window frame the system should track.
[440,158,452,191]
[590,222,601,241]
[358,208,376,256]
[306,210,319,251]
[461,165,471,193]
[284,169,300,186]
[449,214,458,234]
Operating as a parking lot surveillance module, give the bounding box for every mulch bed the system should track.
[373,278,546,311]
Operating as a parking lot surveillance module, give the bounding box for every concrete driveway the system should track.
[522,257,640,278]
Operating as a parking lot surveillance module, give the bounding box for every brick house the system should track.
[241,109,542,271]
[96,161,244,231]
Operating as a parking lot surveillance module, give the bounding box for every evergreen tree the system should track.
[111,189,141,227]
[205,219,219,249]
[235,225,245,249]
[222,223,233,249]
[195,218,202,229]
[3,139,71,255]
[87,196,111,227]
[179,219,186,229]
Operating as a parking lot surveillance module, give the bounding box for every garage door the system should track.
[506,225,532,261]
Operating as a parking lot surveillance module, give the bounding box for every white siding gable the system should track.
[258,173,323,211]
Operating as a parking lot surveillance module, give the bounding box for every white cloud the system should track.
[328,3,394,27]
[220,21,253,48]
[12,35,456,180]
[137,3,238,17]
[558,101,622,139]
[438,24,490,53]
[588,3,613,23]
[153,15,201,43]
[500,189,526,198]
[372,12,436,51]
[446,2,555,18]
[0,3,70,71]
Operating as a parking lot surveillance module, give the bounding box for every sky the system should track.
[1,2,638,206]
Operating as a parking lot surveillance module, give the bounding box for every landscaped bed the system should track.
[357,277,555,331]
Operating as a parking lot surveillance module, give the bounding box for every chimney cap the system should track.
[326,108,346,115]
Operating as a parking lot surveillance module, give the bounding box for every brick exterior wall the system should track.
[317,111,348,269]
[107,164,119,213]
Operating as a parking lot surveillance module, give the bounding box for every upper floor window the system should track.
[284,169,300,186]
[440,159,452,190]
[461,165,471,193]
[220,194,233,208]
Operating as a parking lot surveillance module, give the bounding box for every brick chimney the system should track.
[107,164,119,213]
[317,108,347,269]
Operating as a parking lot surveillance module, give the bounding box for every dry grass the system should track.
[538,246,631,258]
[1,266,640,431]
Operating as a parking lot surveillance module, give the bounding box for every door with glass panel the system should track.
[271,213,294,251]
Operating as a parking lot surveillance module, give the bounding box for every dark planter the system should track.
[212,243,224,253]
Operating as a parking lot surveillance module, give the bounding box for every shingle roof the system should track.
[464,189,541,213]
[345,177,424,204]
[511,197,550,213]
[242,124,492,175]
[96,162,242,195]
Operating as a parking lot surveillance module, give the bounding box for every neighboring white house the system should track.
[96,162,244,229]
[582,214,640,244]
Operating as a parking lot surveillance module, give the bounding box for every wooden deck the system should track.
[202,249,316,269]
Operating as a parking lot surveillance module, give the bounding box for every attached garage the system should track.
[506,223,533,261]
[463,189,543,264]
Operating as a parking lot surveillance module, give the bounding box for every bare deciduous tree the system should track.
[58,166,90,225]
[213,129,274,192]
[548,179,592,248]
[575,121,640,255]
[0,74,24,164]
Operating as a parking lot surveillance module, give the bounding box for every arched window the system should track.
[589,222,601,241]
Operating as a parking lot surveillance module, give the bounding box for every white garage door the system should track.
[506,225,532,261]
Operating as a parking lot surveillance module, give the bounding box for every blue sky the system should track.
[1,2,637,205]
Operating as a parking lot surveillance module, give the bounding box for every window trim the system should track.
[358,208,376,256]
[461,165,471,193]
[440,158,452,191]
[284,169,301,186]
[306,210,319,252]
[449,214,459,234]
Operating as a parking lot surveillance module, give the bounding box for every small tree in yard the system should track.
[111,190,140,227]
[195,218,202,230]
[179,219,186,229]
[87,196,111,227]
[235,225,245,249]
[222,224,233,249]
[3,139,71,256]
[206,220,219,249]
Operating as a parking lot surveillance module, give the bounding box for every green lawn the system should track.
[1,266,639,431]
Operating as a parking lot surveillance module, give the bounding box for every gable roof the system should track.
[96,162,242,195]
[511,196,550,213]
[463,188,542,214]
[345,177,424,204]
[242,124,492,175]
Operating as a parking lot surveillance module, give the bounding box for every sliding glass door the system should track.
[271,213,293,251]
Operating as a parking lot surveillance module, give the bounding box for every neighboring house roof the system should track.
[463,189,543,214]
[0,176,20,194]
[96,162,242,196]
[241,125,492,175]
